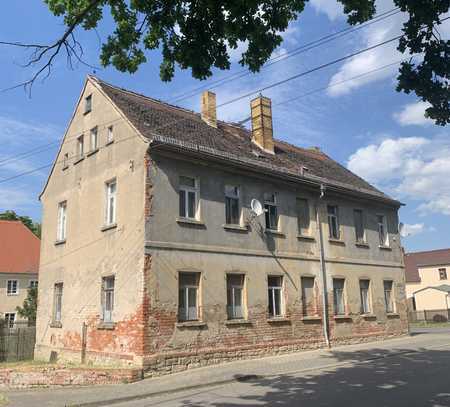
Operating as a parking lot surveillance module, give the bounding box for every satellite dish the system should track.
[250,199,264,217]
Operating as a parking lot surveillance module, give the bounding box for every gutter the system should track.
[148,135,402,208]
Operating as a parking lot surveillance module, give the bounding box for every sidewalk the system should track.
[3,329,450,407]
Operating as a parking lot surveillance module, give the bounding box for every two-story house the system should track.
[35,76,408,375]
[0,220,39,327]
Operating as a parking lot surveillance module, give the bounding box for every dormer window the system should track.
[85,94,92,114]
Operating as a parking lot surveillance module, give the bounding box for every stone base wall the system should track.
[0,366,143,389]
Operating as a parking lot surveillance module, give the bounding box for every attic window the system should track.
[85,94,92,114]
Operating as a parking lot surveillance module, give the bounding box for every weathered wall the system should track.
[143,152,407,375]
[35,78,148,367]
[0,273,38,321]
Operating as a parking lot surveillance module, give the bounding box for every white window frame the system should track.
[268,275,283,317]
[90,127,98,151]
[264,193,278,231]
[85,94,92,114]
[333,278,346,315]
[226,274,245,319]
[4,313,16,328]
[377,214,389,246]
[105,179,117,226]
[359,279,371,314]
[179,176,199,220]
[53,283,63,323]
[57,201,67,241]
[354,209,366,243]
[107,125,114,144]
[328,205,340,240]
[225,185,240,225]
[178,272,200,321]
[77,135,84,158]
[101,276,115,323]
[29,280,38,289]
[7,280,18,296]
[384,280,394,313]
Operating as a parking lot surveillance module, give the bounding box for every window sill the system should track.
[50,322,62,328]
[379,245,392,251]
[362,313,376,319]
[222,224,248,232]
[87,148,99,157]
[176,321,207,328]
[297,235,315,242]
[265,229,286,237]
[333,315,352,321]
[176,217,206,227]
[225,319,252,326]
[267,317,291,323]
[83,109,91,115]
[6,293,19,296]
[54,239,66,246]
[329,238,345,245]
[73,157,84,165]
[386,312,400,318]
[355,242,370,248]
[301,315,322,321]
[105,140,114,146]
[97,322,116,330]
[101,223,117,232]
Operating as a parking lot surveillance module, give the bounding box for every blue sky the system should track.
[0,0,449,252]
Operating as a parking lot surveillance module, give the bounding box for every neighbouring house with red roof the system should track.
[35,76,407,374]
[405,249,450,312]
[0,220,40,327]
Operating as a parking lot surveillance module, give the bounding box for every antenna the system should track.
[250,199,264,217]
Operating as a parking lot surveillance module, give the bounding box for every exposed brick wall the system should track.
[0,366,142,389]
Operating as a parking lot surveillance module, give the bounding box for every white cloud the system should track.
[0,187,36,210]
[400,223,424,237]
[348,136,450,216]
[310,0,344,21]
[393,101,433,126]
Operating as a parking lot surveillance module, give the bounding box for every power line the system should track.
[168,7,401,103]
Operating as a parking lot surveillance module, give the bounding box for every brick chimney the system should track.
[201,91,217,128]
[250,95,274,154]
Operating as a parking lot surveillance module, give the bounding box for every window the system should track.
[77,135,84,158]
[333,278,345,315]
[105,180,117,226]
[63,153,69,169]
[439,268,447,280]
[225,185,240,225]
[264,193,278,231]
[101,276,115,323]
[107,125,114,144]
[7,280,18,296]
[4,313,15,328]
[53,283,63,323]
[90,127,98,151]
[384,280,394,313]
[227,274,244,319]
[328,205,340,239]
[377,215,389,246]
[354,209,365,243]
[268,276,283,317]
[179,176,198,219]
[301,276,315,316]
[29,280,38,289]
[85,94,92,113]
[359,279,371,314]
[57,201,67,241]
[297,198,310,236]
[178,273,200,321]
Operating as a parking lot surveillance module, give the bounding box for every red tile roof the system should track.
[0,221,40,275]
[404,248,450,283]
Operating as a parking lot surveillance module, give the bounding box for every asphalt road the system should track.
[115,336,450,407]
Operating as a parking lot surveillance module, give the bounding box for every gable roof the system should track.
[89,76,398,205]
[413,284,450,295]
[404,248,450,283]
[0,221,40,275]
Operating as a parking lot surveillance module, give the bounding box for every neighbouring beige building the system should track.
[0,220,40,327]
[35,76,408,375]
[405,249,450,312]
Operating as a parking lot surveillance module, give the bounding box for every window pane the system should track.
[187,191,196,218]
[354,210,364,242]
[274,289,281,316]
[301,277,315,315]
[179,273,199,321]
[297,198,310,234]
[179,190,186,217]
[384,281,393,312]
[265,205,278,230]
[187,287,197,320]
[333,279,345,315]
[225,185,239,198]
[180,176,195,188]
[178,287,186,320]
[226,197,239,224]
[360,280,370,313]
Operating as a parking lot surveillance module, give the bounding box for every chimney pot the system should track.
[250,95,274,154]
[201,91,217,128]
